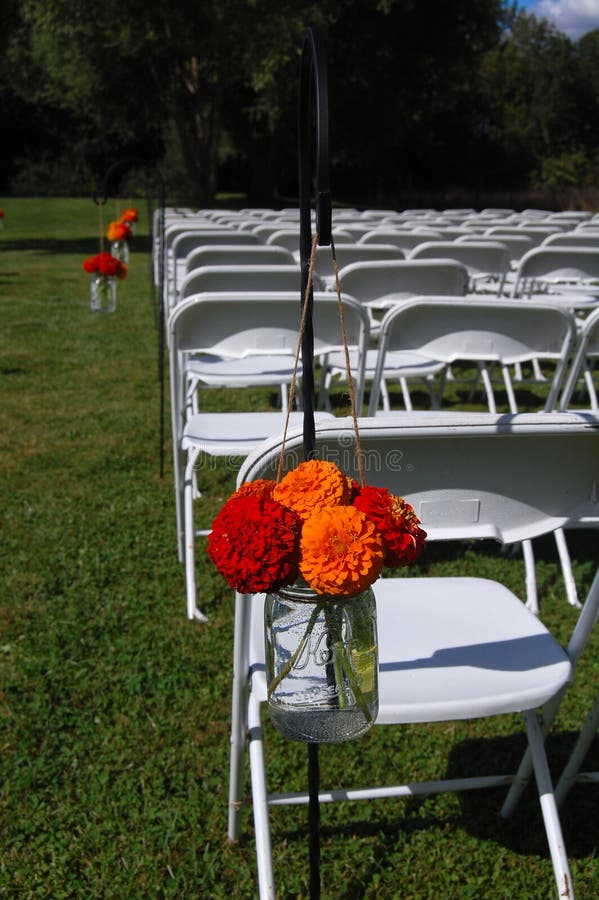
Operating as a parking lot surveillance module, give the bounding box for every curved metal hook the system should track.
[298,26,332,460]
[92,156,166,206]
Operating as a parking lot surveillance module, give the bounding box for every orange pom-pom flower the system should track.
[299,505,384,595]
[273,459,350,520]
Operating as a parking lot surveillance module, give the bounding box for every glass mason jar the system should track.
[265,582,378,743]
[110,240,129,264]
[89,274,117,313]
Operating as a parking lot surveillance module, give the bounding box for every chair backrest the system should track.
[265,228,352,253]
[511,247,599,296]
[543,233,599,249]
[558,305,599,410]
[171,230,260,262]
[179,265,308,299]
[367,297,576,414]
[358,229,443,249]
[408,241,511,276]
[485,227,547,248]
[185,244,294,273]
[168,291,371,418]
[337,259,469,306]
[237,413,599,545]
[455,233,533,262]
[313,243,404,279]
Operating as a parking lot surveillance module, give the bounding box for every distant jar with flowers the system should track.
[83,251,127,313]
[208,458,426,742]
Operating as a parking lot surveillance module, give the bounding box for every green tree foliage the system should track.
[479,11,599,187]
[2,1,598,202]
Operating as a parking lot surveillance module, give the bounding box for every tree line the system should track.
[1,0,598,207]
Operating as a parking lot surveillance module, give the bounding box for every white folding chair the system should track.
[171,244,294,300]
[169,293,369,621]
[178,265,311,302]
[228,412,599,899]
[335,259,469,340]
[166,229,260,311]
[313,243,404,288]
[408,241,511,295]
[456,232,534,265]
[367,297,576,418]
[357,228,444,252]
[510,247,599,308]
[365,298,578,613]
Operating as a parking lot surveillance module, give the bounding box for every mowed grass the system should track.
[1,198,598,899]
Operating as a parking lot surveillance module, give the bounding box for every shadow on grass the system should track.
[0,236,152,254]
[267,731,598,899]
[449,731,599,859]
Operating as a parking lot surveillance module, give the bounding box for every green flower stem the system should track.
[267,602,322,697]
[324,605,373,726]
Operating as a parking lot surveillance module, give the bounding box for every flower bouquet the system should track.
[106,220,133,264]
[83,251,128,313]
[118,207,139,236]
[208,458,425,742]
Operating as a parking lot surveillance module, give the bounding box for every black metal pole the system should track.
[298,26,332,461]
[298,25,332,900]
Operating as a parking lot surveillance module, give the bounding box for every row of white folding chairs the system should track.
[168,287,599,622]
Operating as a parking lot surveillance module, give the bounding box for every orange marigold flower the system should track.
[274,459,351,520]
[300,505,384,595]
[119,207,139,223]
[353,485,426,567]
[207,493,301,594]
[107,221,132,242]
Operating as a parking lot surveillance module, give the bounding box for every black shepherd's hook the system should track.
[299,25,332,463]
[298,25,332,900]
[93,157,168,478]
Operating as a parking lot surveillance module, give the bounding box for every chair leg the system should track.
[248,696,276,899]
[554,528,581,609]
[183,453,208,622]
[479,365,497,413]
[555,693,599,808]
[524,709,574,899]
[229,593,251,841]
[522,539,539,615]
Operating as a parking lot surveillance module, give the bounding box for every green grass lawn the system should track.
[1,198,598,898]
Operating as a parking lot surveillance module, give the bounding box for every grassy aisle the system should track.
[1,199,598,898]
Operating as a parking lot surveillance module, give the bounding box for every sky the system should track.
[518,0,599,39]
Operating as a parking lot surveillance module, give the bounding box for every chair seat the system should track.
[182,411,333,455]
[327,348,445,379]
[249,576,571,722]
[186,354,300,387]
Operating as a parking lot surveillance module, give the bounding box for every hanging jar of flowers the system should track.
[118,207,139,236]
[107,220,132,264]
[83,251,128,313]
[207,460,426,743]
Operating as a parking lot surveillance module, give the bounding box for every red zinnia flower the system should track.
[82,252,128,280]
[207,493,301,593]
[353,485,426,567]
